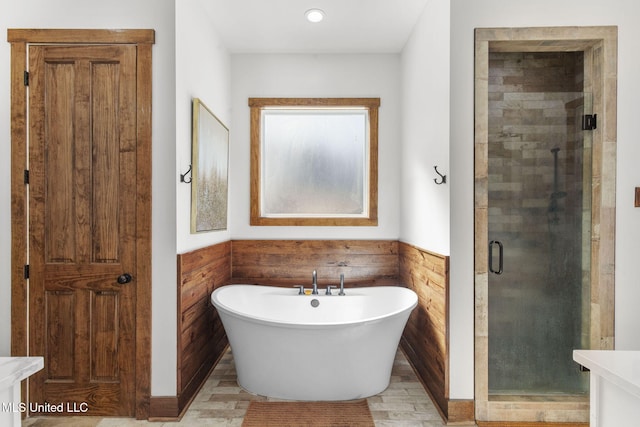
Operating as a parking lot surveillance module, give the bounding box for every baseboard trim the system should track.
[400,340,475,424]
[149,396,180,421]
[477,423,588,427]
[447,399,475,424]
[149,344,228,421]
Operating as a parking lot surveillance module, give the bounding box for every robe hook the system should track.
[180,164,192,184]
[433,166,447,185]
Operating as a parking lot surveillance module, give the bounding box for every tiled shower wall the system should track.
[488,52,585,241]
[488,52,586,279]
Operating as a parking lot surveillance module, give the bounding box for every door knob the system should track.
[117,273,133,284]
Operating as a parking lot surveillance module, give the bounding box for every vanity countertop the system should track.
[0,357,44,390]
[573,350,640,399]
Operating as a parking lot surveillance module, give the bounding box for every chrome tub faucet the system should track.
[312,270,319,295]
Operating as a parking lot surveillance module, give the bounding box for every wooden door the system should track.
[28,44,138,416]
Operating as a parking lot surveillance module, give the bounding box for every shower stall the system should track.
[474,26,618,424]
[487,88,592,396]
[486,52,592,399]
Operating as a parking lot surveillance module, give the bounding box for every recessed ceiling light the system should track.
[305,8,325,23]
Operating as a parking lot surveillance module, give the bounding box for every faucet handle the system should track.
[293,285,305,295]
[325,285,336,295]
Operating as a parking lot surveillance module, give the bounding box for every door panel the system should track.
[29,44,137,416]
[45,291,75,380]
[487,92,592,396]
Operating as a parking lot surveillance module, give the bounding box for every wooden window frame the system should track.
[249,97,379,226]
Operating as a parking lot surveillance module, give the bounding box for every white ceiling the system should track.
[201,0,431,53]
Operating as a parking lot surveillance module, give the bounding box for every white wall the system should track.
[449,0,640,400]
[229,54,401,240]
[400,0,450,255]
[176,1,231,253]
[0,0,179,397]
[401,0,476,399]
[172,0,230,394]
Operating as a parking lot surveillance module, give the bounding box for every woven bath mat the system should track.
[242,399,375,427]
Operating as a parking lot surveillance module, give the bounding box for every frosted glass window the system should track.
[249,98,379,226]
[262,110,367,216]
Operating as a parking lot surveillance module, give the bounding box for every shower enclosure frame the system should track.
[474,26,618,423]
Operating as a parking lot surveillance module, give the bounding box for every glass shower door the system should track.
[487,92,592,396]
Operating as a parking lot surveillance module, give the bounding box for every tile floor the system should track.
[24,347,454,426]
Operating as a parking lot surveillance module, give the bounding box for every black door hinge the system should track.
[24,170,29,185]
[24,265,30,279]
[24,71,29,86]
[582,114,597,130]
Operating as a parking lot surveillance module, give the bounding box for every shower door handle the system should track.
[489,240,504,275]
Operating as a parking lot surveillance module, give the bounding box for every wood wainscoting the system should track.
[153,239,471,424]
[151,241,231,419]
[231,240,399,287]
[477,423,588,427]
[399,242,474,424]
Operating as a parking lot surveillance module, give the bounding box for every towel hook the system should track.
[433,166,447,185]
[180,164,192,184]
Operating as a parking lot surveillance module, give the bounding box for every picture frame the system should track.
[190,98,229,233]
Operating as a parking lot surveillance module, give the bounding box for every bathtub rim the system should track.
[211,284,417,329]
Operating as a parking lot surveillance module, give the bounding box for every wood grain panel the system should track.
[29,44,138,417]
[398,242,459,421]
[45,291,75,380]
[91,291,119,381]
[8,28,155,44]
[91,61,120,263]
[44,61,75,263]
[448,400,475,423]
[231,240,398,287]
[175,241,231,419]
[10,39,28,361]
[10,28,154,420]
[149,397,180,421]
[134,40,153,420]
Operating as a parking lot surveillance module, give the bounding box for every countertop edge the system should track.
[573,350,640,399]
[0,357,44,390]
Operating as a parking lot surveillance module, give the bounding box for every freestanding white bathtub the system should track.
[211,284,418,401]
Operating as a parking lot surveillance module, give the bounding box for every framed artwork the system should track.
[191,98,229,233]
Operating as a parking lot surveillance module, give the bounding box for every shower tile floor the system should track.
[24,348,458,427]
